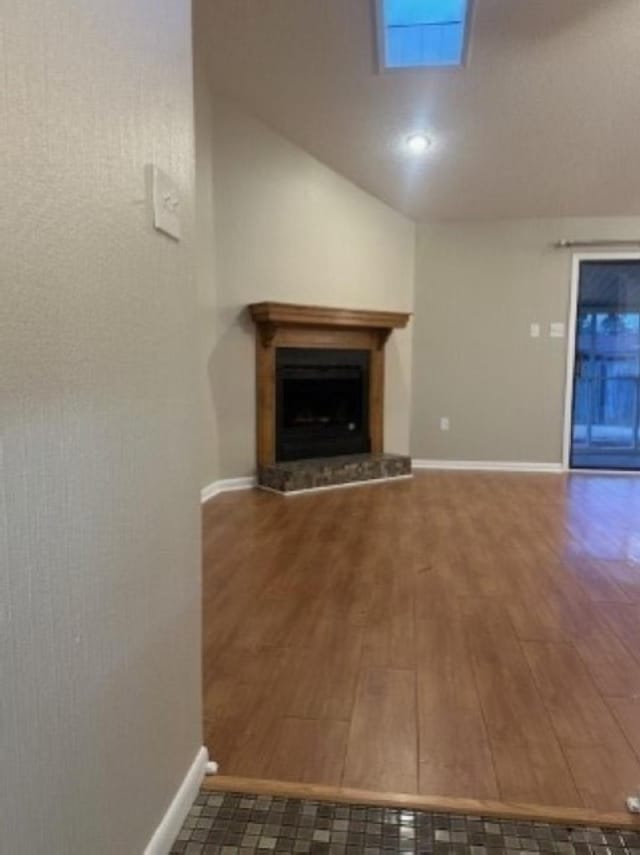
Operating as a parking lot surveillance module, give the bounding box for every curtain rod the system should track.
[554,239,640,249]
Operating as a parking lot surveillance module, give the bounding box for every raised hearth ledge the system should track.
[259,473,413,497]
[258,452,412,494]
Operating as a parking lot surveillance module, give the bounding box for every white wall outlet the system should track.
[550,321,565,338]
[530,323,541,338]
[151,165,181,240]
[440,417,450,431]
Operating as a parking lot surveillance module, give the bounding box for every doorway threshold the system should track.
[201,775,640,832]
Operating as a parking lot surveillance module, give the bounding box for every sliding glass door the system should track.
[570,260,640,470]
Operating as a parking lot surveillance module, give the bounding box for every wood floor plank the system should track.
[489,742,582,808]
[416,592,498,799]
[343,668,418,794]
[521,641,628,748]
[418,699,498,801]
[203,644,293,778]
[562,557,634,604]
[360,564,417,670]
[608,696,640,762]
[504,572,597,643]
[285,619,363,721]
[563,745,640,812]
[603,561,640,603]
[208,712,282,779]
[202,472,640,813]
[522,641,640,811]
[596,601,640,652]
[462,598,582,807]
[203,644,289,726]
[267,718,349,786]
[361,613,416,670]
[573,618,640,698]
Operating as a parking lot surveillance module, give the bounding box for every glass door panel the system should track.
[570,262,640,470]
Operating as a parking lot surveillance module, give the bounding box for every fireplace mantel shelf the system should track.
[249,302,411,347]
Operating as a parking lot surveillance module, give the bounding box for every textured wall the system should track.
[197,93,415,481]
[1,2,202,854]
[412,217,640,464]
[194,25,221,488]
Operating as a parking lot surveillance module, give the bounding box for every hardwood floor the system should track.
[202,472,640,815]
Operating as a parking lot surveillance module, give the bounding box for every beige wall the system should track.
[194,28,221,487]
[412,217,640,464]
[1,3,202,854]
[199,94,415,481]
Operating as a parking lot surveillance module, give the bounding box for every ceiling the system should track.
[197,0,640,221]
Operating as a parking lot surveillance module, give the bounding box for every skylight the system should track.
[378,0,470,69]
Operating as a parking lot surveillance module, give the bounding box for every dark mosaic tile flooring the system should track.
[171,791,640,855]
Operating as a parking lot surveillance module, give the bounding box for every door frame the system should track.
[562,251,640,470]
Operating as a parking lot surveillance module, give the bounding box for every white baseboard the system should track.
[570,468,640,476]
[412,459,563,473]
[201,477,257,504]
[258,473,413,497]
[144,746,208,855]
[202,462,566,499]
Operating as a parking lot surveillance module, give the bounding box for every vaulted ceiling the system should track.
[196,0,640,221]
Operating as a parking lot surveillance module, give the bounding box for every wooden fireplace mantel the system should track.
[248,301,411,467]
[250,302,410,346]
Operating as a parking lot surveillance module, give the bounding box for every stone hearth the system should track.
[258,452,411,494]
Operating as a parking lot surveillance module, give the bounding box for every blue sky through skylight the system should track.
[382,0,469,68]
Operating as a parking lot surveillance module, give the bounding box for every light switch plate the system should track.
[530,323,541,338]
[440,417,450,431]
[550,322,565,338]
[151,166,181,240]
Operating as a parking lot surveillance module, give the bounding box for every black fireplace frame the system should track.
[275,347,371,462]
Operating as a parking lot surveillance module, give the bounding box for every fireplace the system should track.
[276,347,370,461]
[249,302,411,490]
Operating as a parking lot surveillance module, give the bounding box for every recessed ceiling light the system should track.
[406,133,433,154]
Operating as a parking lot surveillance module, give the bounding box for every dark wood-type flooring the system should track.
[202,472,640,814]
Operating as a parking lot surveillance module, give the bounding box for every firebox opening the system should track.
[276,347,371,462]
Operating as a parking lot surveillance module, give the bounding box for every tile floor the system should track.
[171,791,640,854]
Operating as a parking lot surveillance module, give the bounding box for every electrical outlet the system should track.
[440,417,450,431]
[530,323,541,338]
